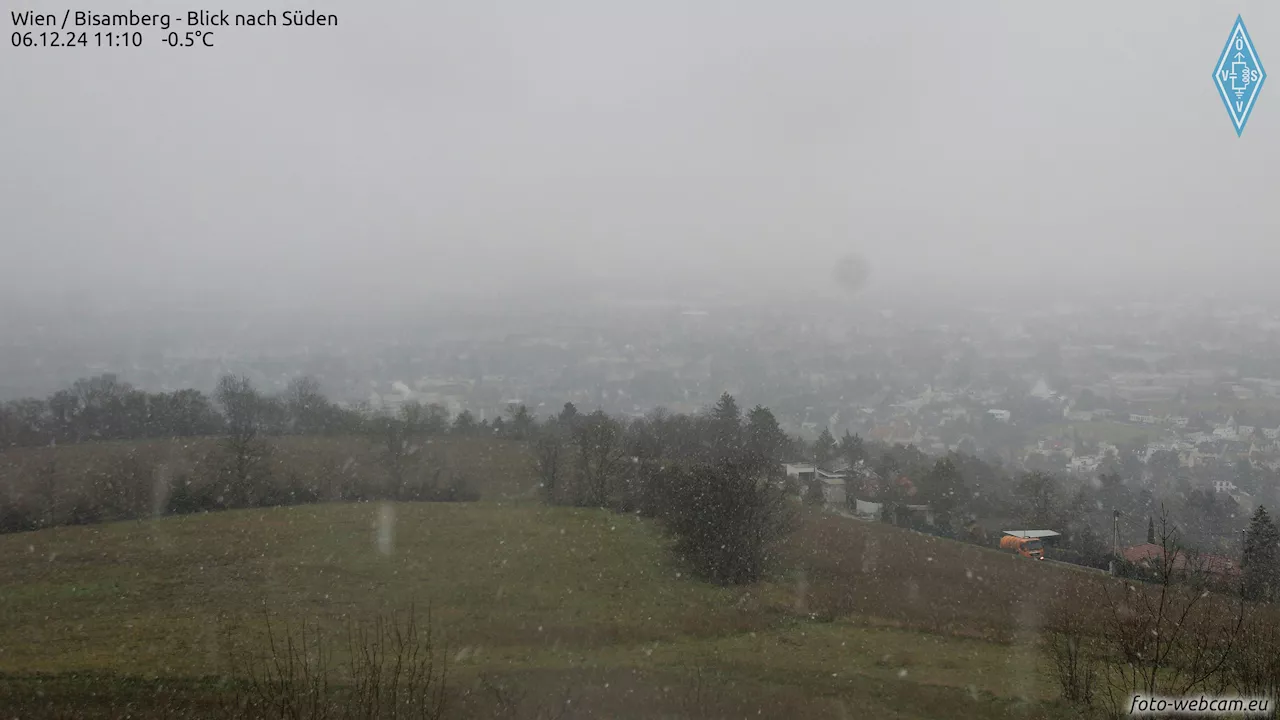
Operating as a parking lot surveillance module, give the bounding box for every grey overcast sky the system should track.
[2,1,1278,313]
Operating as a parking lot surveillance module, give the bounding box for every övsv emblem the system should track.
[1213,16,1266,136]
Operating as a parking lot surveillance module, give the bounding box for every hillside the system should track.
[787,510,1105,642]
[0,486,1095,718]
[0,435,538,509]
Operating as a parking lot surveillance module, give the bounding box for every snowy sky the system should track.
[3,0,1278,313]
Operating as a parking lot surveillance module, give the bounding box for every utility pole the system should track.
[1113,509,1121,556]
[1107,509,1122,577]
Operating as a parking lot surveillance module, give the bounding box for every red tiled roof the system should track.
[1122,543,1239,577]
[1122,543,1164,563]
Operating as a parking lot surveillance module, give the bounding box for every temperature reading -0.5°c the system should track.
[165,31,214,47]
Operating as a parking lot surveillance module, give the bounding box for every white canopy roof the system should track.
[1002,530,1061,539]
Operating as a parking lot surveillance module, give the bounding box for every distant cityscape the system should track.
[6,294,1280,510]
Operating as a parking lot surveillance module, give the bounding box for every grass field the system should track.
[0,438,1089,718]
[0,434,538,506]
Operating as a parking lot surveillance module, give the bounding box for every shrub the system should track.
[0,497,40,534]
[1224,606,1280,701]
[663,461,794,586]
[1043,613,1099,707]
[260,472,322,508]
[223,606,448,720]
[437,472,479,503]
[167,475,219,516]
[64,492,105,527]
[85,450,154,521]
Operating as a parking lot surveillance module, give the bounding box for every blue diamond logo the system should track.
[1214,16,1266,136]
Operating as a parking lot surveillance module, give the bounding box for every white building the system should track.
[1069,455,1102,474]
[1213,426,1239,441]
[783,463,817,483]
[817,471,847,507]
[784,463,847,507]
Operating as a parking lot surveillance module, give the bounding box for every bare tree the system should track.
[224,606,448,720]
[344,607,448,720]
[215,375,272,508]
[571,411,627,507]
[532,423,568,504]
[398,401,427,437]
[368,413,415,498]
[37,459,58,527]
[1224,605,1280,705]
[90,450,154,521]
[1098,507,1244,715]
[285,376,328,435]
[1043,600,1099,707]
[369,403,455,499]
[8,398,50,447]
[70,374,133,440]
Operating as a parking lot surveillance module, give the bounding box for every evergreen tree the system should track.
[504,404,535,440]
[838,431,866,468]
[557,402,579,427]
[663,460,793,585]
[920,457,966,522]
[814,428,837,468]
[1242,505,1280,601]
[745,405,786,465]
[1147,516,1155,544]
[709,392,743,461]
[1235,458,1258,493]
[451,410,477,435]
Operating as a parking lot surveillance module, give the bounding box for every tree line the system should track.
[0,373,535,449]
[4,375,1275,593]
[804,423,1280,585]
[532,393,797,586]
[0,374,493,534]
[522,393,1280,594]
